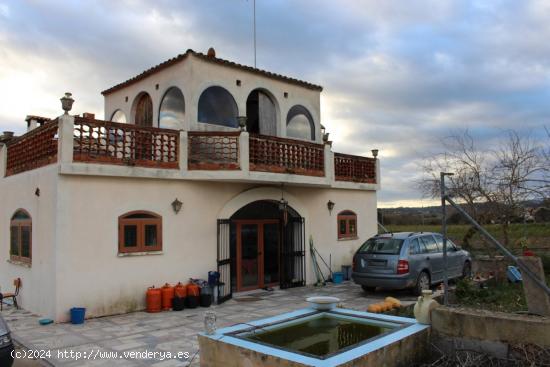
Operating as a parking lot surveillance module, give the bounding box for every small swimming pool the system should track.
[199,307,430,367]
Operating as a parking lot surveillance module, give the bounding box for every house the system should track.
[0,48,379,322]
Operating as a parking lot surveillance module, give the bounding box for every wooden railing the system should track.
[334,153,376,183]
[5,120,59,176]
[249,134,325,176]
[73,117,179,169]
[188,131,240,170]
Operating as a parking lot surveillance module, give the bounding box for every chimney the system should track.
[82,112,95,120]
[207,47,216,58]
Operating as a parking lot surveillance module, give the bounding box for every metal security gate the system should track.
[280,217,306,289]
[217,219,232,304]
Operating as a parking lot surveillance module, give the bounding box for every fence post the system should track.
[324,144,334,182]
[239,131,250,172]
[179,130,188,173]
[57,114,74,164]
[0,143,6,177]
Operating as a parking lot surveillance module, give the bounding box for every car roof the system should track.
[376,232,439,240]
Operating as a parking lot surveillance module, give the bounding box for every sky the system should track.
[1,0,549,207]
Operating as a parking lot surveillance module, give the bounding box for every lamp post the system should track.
[440,171,454,306]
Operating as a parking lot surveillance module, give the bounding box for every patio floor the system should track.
[2,281,418,366]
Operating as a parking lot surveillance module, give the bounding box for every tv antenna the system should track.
[253,0,257,67]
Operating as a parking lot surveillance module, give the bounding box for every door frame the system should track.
[234,219,280,292]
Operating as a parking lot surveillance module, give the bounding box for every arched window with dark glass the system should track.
[118,211,162,253]
[134,93,153,127]
[246,89,277,135]
[337,210,357,240]
[198,86,238,128]
[110,109,127,124]
[10,209,32,263]
[286,105,315,141]
[159,87,185,129]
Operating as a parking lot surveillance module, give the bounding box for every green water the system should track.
[244,316,392,358]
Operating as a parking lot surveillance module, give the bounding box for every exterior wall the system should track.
[53,176,376,321]
[103,55,322,143]
[0,165,58,319]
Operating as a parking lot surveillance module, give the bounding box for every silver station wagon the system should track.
[352,232,471,295]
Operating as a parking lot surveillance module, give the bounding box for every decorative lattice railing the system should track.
[73,117,179,169]
[187,131,240,170]
[249,134,325,176]
[5,120,59,176]
[334,153,376,183]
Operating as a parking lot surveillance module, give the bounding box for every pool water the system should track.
[242,314,395,358]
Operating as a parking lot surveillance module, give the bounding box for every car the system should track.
[0,314,14,367]
[352,232,471,296]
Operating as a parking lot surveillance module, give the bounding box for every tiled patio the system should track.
[2,281,418,366]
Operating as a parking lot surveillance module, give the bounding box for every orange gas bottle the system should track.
[161,283,175,311]
[187,284,200,297]
[146,286,162,313]
[174,282,187,298]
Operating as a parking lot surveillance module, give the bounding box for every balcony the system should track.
[2,117,378,189]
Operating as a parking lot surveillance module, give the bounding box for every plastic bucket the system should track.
[333,272,344,284]
[70,307,86,324]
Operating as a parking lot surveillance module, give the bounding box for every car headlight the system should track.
[0,334,12,348]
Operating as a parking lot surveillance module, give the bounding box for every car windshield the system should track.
[358,237,404,255]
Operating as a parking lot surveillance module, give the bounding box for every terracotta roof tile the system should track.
[101,49,323,95]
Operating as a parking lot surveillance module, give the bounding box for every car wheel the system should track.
[462,261,472,279]
[413,271,430,296]
[361,285,376,293]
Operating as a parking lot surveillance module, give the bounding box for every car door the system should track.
[434,234,461,278]
[419,235,444,283]
[407,237,429,281]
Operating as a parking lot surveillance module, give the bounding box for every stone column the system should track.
[57,114,75,164]
[324,143,334,183]
[179,130,188,173]
[518,256,550,316]
[0,143,6,177]
[239,131,249,172]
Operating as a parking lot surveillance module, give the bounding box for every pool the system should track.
[199,308,430,367]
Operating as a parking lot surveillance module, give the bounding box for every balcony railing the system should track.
[73,117,179,169]
[249,134,325,177]
[334,153,376,183]
[188,131,240,170]
[5,119,59,176]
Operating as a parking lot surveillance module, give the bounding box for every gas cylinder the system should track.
[174,282,187,298]
[146,286,162,313]
[161,283,175,311]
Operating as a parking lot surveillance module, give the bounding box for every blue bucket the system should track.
[333,272,344,284]
[70,307,86,324]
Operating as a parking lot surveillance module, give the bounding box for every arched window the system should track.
[286,105,315,141]
[159,87,185,129]
[10,210,31,263]
[246,89,277,135]
[134,93,153,127]
[198,86,238,128]
[110,110,127,124]
[118,211,162,253]
[337,210,357,240]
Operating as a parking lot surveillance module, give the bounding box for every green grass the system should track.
[455,278,527,313]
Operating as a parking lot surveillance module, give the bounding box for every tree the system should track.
[419,129,549,246]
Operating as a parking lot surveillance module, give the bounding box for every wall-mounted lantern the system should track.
[60,93,74,115]
[327,200,335,215]
[171,198,183,214]
[237,116,247,131]
[371,149,379,158]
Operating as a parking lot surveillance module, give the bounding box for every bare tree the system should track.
[419,129,549,247]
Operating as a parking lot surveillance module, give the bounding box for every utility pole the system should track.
[440,172,454,306]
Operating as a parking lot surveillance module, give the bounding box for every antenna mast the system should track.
[253,0,257,67]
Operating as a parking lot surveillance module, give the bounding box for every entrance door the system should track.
[236,220,279,292]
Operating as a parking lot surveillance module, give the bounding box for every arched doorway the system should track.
[246,89,277,135]
[134,93,153,127]
[217,200,305,302]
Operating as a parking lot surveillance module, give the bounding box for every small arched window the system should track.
[287,105,315,141]
[118,211,162,253]
[198,86,238,128]
[337,210,357,240]
[10,209,32,263]
[134,93,153,127]
[159,87,185,129]
[111,110,127,124]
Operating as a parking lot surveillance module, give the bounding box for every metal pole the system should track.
[440,172,452,306]
[445,195,550,296]
[253,0,257,68]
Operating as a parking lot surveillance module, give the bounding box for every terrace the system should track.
[1,115,378,188]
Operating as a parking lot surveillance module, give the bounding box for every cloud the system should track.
[0,0,549,207]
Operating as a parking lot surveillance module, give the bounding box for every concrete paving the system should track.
[1,282,417,366]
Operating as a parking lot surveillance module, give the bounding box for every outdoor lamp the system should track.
[327,200,335,215]
[371,149,379,158]
[60,93,74,115]
[278,197,288,212]
[237,116,247,131]
[171,198,183,214]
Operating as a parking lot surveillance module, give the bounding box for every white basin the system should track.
[306,296,340,310]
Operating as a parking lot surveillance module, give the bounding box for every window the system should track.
[420,235,439,253]
[337,210,357,239]
[159,87,185,129]
[434,235,457,251]
[134,93,153,127]
[286,105,315,141]
[358,237,404,255]
[110,110,127,123]
[198,86,238,127]
[10,210,32,264]
[118,211,162,253]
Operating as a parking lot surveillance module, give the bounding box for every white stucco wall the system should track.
[103,54,322,142]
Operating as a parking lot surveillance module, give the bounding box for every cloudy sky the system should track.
[1,1,549,207]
